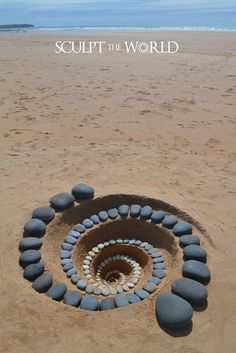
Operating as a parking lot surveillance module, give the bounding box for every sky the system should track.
[0,0,235,28]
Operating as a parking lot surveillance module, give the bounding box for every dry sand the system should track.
[0,30,235,353]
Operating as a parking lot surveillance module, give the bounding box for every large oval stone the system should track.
[19,237,42,252]
[130,204,141,217]
[32,273,53,293]
[23,219,46,238]
[82,218,94,229]
[151,210,165,224]
[182,260,211,284]
[90,215,100,224]
[64,235,76,245]
[183,245,207,263]
[61,243,73,251]
[47,283,67,300]
[172,221,193,236]
[114,294,129,308]
[98,211,108,222]
[80,295,99,311]
[23,263,45,281]
[171,278,208,304]
[179,234,200,248]
[118,205,129,217]
[162,215,178,229]
[71,183,94,200]
[60,250,71,259]
[140,206,153,220]
[19,249,41,268]
[108,208,118,219]
[100,297,115,310]
[63,290,82,307]
[156,292,193,328]
[74,223,85,233]
[32,206,55,223]
[50,192,75,211]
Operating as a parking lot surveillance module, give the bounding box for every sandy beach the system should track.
[0,30,235,353]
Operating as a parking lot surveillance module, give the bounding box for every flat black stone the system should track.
[82,218,94,229]
[148,276,161,285]
[71,183,94,200]
[153,263,165,270]
[32,206,55,223]
[179,234,200,248]
[80,295,99,311]
[162,215,178,229]
[19,237,42,252]
[47,283,67,301]
[126,293,141,304]
[172,221,193,236]
[182,260,210,284]
[63,290,82,307]
[90,215,100,224]
[118,204,129,217]
[98,211,109,222]
[184,245,207,263]
[23,263,45,281]
[130,204,141,217]
[32,273,53,293]
[50,192,75,211]
[152,270,166,279]
[74,224,85,233]
[156,292,193,328]
[100,297,115,310]
[151,210,165,224]
[19,249,41,268]
[114,294,129,308]
[140,206,153,220]
[108,208,118,219]
[134,288,149,300]
[171,278,208,304]
[23,219,46,238]
[143,282,157,293]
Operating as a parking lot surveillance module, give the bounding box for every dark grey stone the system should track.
[140,206,153,220]
[153,263,165,270]
[126,293,141,304]
[74,224,85,233]
[151,210,165,224]
[100,297,115,310]
[71,183,95,200]
[90,215,100,224]
[179,234,200,248]
[23,263,45,281]
[171,278,208,305]
[143,282,157,293]
[134,288,150,300]
[19,249,41,268]
[32,273,53,293]
[108,208,118,219]
[182,260,211,284]
[183,245,207,263]
[148,276,161,285]
[63,290,82,307]
[32,206,55,223]
[152,270,167,279]
[19,237,42,252]
[61,243,73,251]
[172,221,193,236]
[63,262,74,272]
[23,219,46,238]
[130,204,141,217]
[80,295,98,311]
[60,250,71,259]
[67,268,77,277]
[98,211,108,222]
[156,292,193,328]
[82,218,94,229]
[68,230,81,239]
[162,215,178,229]
[118,204,129,217]
[50,192,75,211]
[153,257,164,264]
[114,294,129,308]
[64,235,76,245]
[47,283,67,301]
